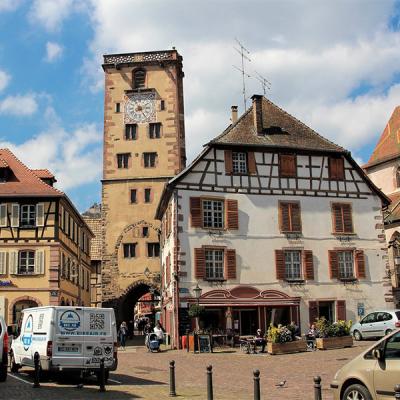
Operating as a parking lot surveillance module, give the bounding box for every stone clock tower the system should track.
[101,50,186,321]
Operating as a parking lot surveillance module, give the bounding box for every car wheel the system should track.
[342,384,372,400]
[385,329,392,336]
[353,330,362,341]
[0,363,7,382]
[10,353,20,373]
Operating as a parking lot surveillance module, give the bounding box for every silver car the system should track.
[0,316,8,381]
[351,310,400,341]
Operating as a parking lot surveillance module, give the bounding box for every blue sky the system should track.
[0,0,400,212]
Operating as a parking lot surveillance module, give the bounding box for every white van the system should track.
[10,306,118,377]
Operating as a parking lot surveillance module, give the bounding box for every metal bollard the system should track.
[207,365,213,400]
[169,360,176,397]
[253,370,260,400]
[33,352,40,388]
[395,384,400,399]
[314,376,322,400]
[99,358,106,392]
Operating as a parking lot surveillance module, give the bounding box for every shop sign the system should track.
[357,303,365,317]
[0,280,13,286]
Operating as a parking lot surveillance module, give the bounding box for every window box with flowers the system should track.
[266,324,307,355]
[314,317,353,350]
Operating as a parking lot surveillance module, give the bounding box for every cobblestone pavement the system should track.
[0,340,373,400]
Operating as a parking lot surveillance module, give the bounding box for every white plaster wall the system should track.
[368,162,399,194]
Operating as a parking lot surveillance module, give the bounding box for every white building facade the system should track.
[157,96,391,348]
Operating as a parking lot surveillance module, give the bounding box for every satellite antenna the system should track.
[254,71,271,95]
[233,38,251,111]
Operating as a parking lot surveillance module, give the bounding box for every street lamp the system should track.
[193,284,202,331]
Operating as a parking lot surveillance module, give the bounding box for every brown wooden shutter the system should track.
[336,300,346,321]
[329,157,344,180]
[342,204,353,233]
[291,203,302,232]
[329,250,339,279]
[279,154,296,177]
[247,152,257,175]
[224,150,233,175]
[194,248,205,279]
[166,254,171,285]
[225,249,236,279]
[275,250,285,280]
[190,197,202,228]
[303,250,314,280]
[332,204,344,233]
[309,301,318,324]
[279,203,290,232]
[226,199,239,230]
[355,250,366,279]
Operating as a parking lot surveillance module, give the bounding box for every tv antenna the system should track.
[233,38,251,111]
[254,71,271,95]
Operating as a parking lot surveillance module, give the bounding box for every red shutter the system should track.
[247,152,257,175]
[190,197,202,228]
[309,301,318,324]
[225,249,236,279]
[291,203,302,232]
[336,300,346,321]
[303,250,314,280]
[342,204,353,233]
[355,250,366,279]
[194,248,205,279]
[224,150,233,175]
[329,250,339,279]
[332,204,344,233]
[279,203,290,232]
[275,250,285,280]
[226,199,239,230]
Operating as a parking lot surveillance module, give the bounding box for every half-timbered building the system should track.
[156,95,391,348]
[0,149,94,327]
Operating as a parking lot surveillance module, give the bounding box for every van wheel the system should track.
[353,330,362,341]
[342,384,372,400]
[10,353,20,373]
[385,329,392,336]
[0,363,7,382]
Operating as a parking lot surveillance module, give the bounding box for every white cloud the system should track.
[0,119,102,191]
[0,70,10,92]
[44,41,63,63]
[0,94,38,116]
[0,0,21,12]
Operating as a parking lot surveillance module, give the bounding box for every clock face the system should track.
[124,92,156,124]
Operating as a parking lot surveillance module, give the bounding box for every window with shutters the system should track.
[279,154,297,177]
[18,250,35,274]
[232,152,247,174]
[202,199,224,229]
[20,205,36,227]
[328,157,345,180]
[279,202,302,233]
[125,124,137,140]
[284,250,302,280]
[331,203,353,233]
[337,251,354,279]
[144,152,157,168]
[205,249,224,280]
[133,69,146,89]
[149,123,161,139]
[117,153,130,169]
[123,243,136,258]
[147,243,160,258]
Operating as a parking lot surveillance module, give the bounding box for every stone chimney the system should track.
[231,106,238,123]
[251,94,263,135]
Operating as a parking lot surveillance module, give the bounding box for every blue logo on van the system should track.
[22,314,33,351]
[59,310,81,331]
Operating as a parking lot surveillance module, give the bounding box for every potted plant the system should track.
[315,318,353,350]
[267,324,307,355]
[187,304,206,352]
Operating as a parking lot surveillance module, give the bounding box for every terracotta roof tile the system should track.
[386,192,400,224]
[32,169,55,180]
[82,216,102,261]
[0,158,9,168]
[365,106,400,168]
[0,148,63,197]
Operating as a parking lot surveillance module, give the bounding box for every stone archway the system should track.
[8,295,43,325]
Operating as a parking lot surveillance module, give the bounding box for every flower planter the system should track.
[316,336,353,350]
[267,340,307,355]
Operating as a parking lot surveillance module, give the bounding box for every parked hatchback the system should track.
[350,310,400,341]
[0,316,8,381]
[331,328,400,400]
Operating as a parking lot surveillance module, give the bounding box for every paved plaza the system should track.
[0,340,372,400]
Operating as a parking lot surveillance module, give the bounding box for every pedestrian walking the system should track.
[119,321,128,350]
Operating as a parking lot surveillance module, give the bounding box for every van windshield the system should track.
[396,311,400,320]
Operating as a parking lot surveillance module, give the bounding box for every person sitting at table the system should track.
[254,328,266,353]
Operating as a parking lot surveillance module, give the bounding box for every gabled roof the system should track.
[32,169,56,180]
[0,149,62,197]
[386,191,400,225]
[365,106,400,169]
[209,96,346,153]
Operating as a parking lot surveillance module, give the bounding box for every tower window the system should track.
[115,103,120,113]
[142,226,149,237]
[160,100,165,111]
[149,123,161,139]
[144,152,157,168]
[125,124,137,140]
[123,243,136,258]
[144,188,151,203]
[147,243,160,258]
[133,69,146,89]
[117,153,130,169]
[130,189,137,204]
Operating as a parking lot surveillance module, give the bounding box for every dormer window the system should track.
[133,69,146,89]
[0,167,9,183]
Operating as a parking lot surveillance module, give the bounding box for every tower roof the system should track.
[365,106,400,169]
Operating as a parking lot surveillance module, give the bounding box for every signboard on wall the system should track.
[0,296,5,319]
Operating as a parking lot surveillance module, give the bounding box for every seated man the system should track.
[254,329,266,353]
